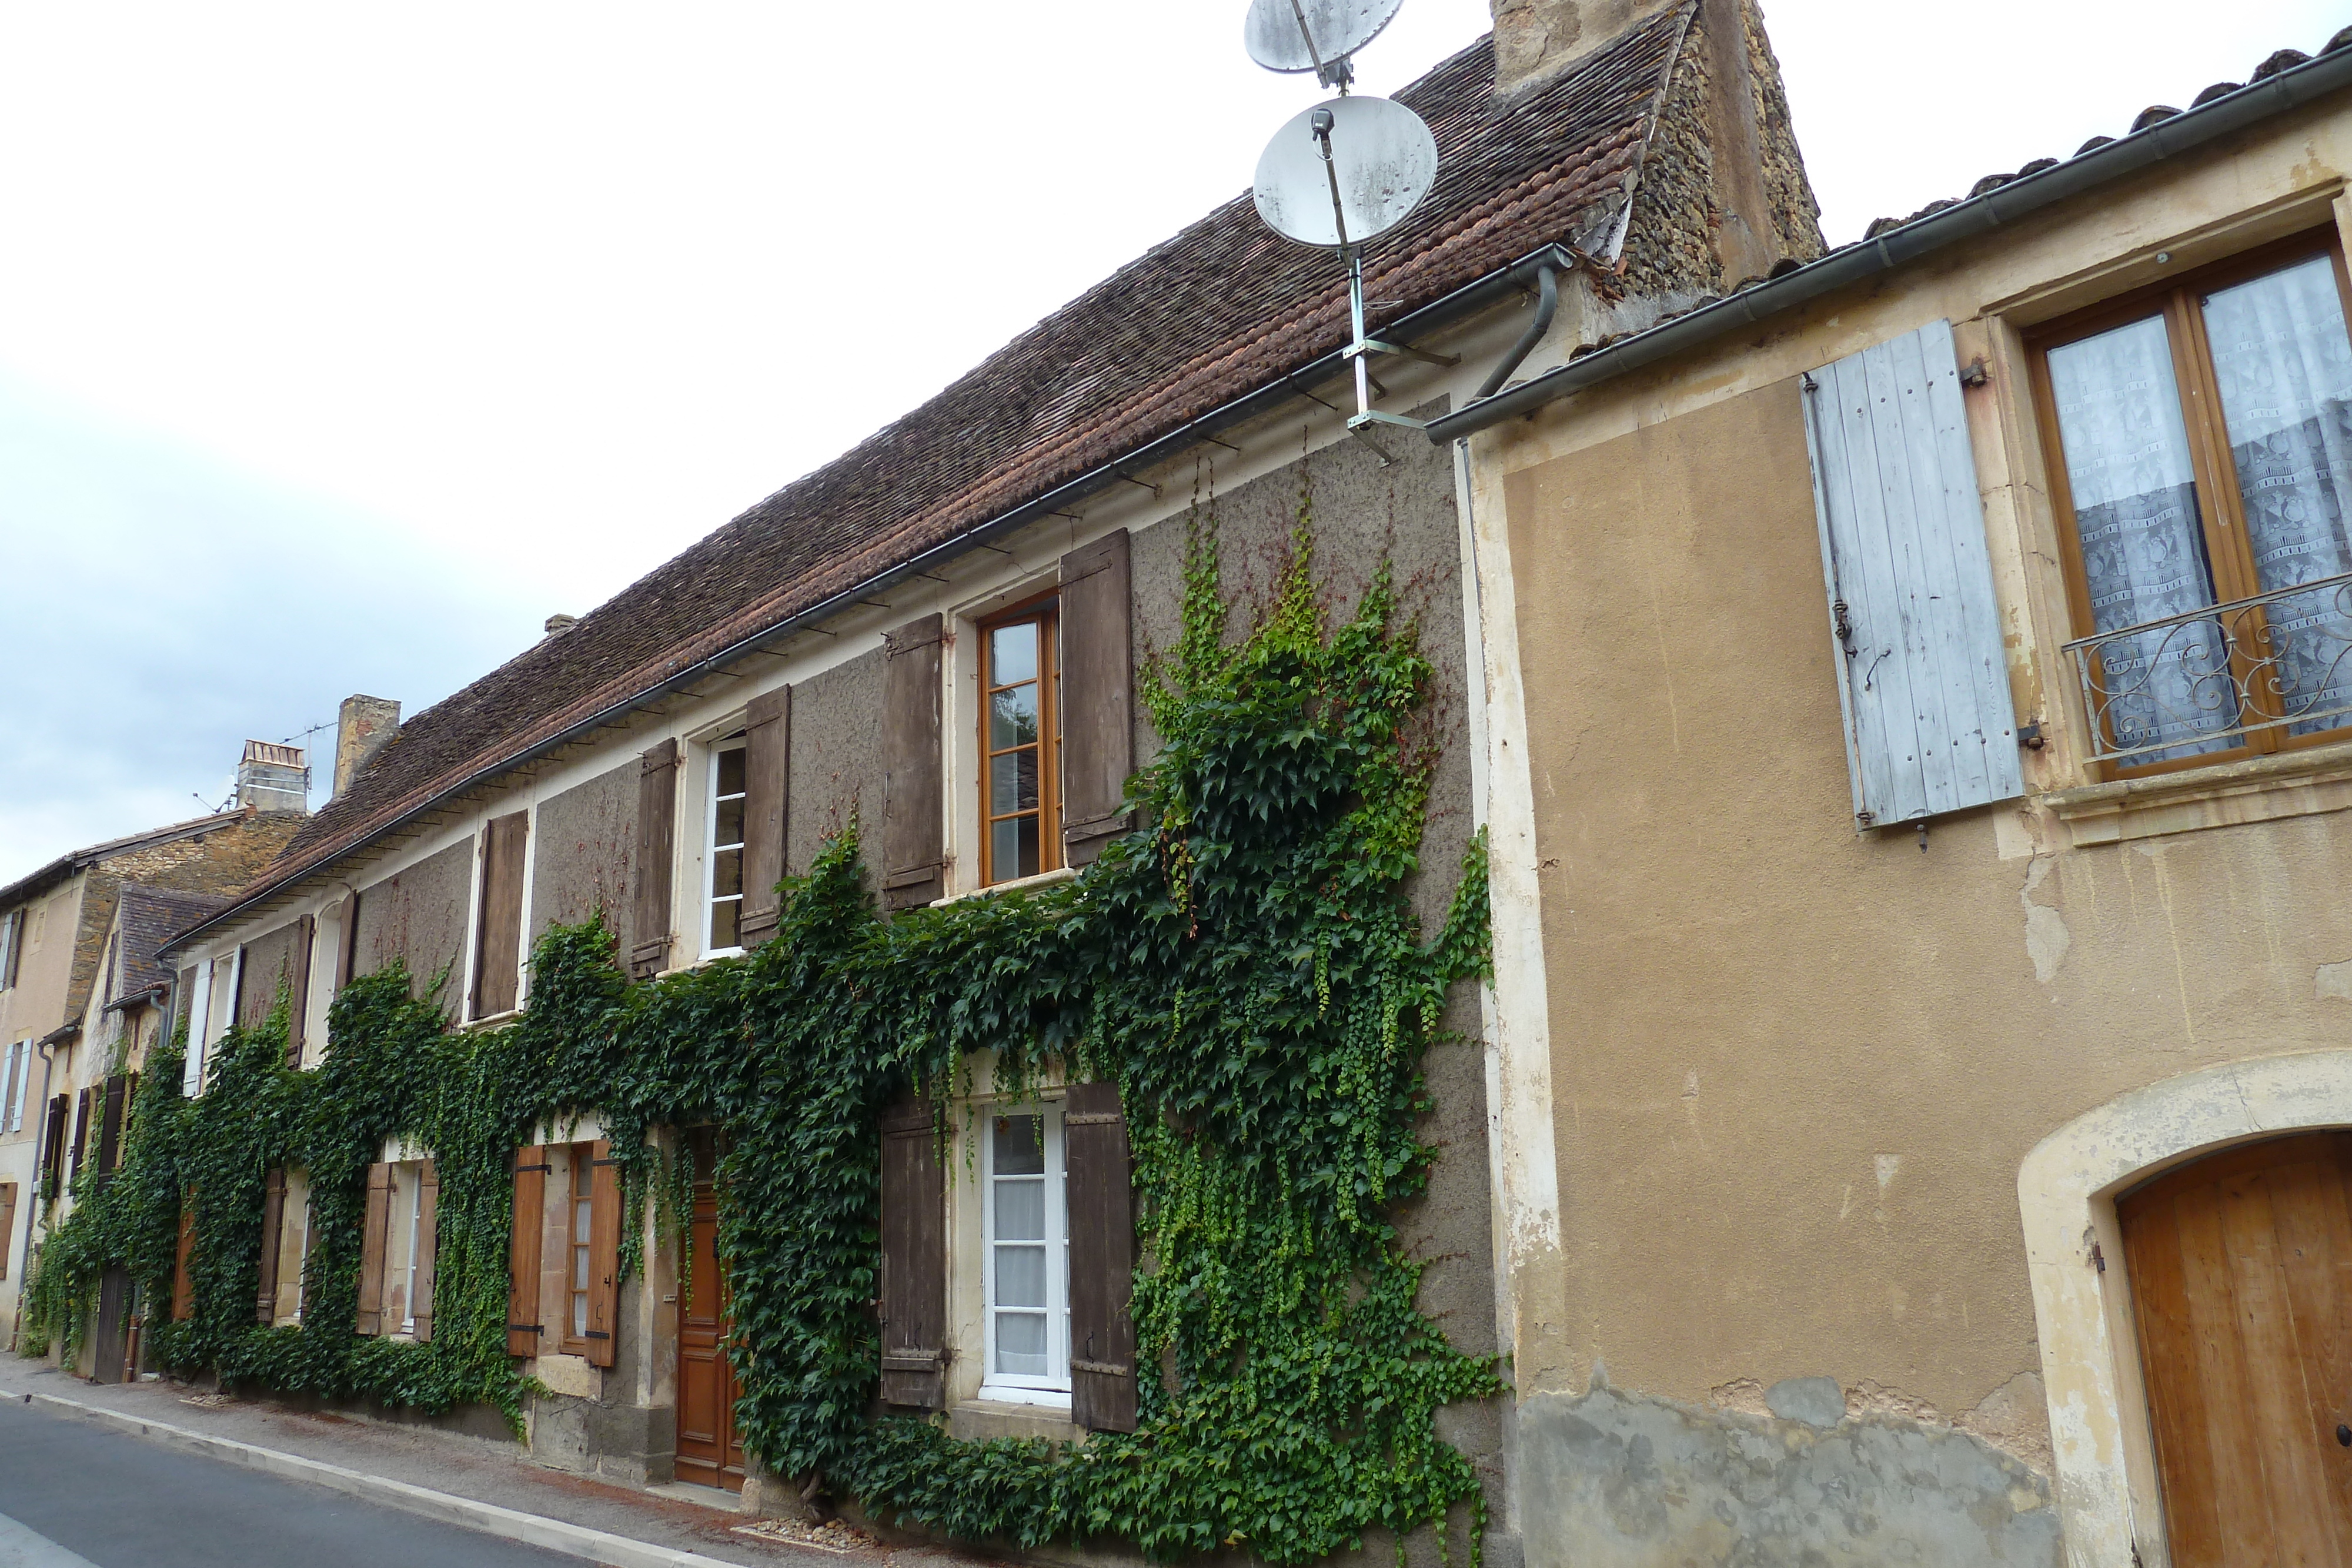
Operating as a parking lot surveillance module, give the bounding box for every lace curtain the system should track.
[2047,314,2237,759]
[2201,254,2352,735]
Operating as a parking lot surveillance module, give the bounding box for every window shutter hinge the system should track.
[1067,1112,1124,1126]
[585,1329,610,1340]
[1072,1358,1131,1378]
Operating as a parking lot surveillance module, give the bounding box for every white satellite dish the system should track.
[1244,0,1404,84]
[1252,94,1438,250]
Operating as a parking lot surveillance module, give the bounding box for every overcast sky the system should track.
[2,0,2341,883]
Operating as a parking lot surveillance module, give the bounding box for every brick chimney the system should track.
[1490,0,1679,96]
[236,740,310,814]
[332,694,402,799]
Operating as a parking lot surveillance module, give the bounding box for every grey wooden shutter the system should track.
[0,909,21,989]
[230,945,252,1031]
[285,915,315,1068]
[740,685,792,945]
[413,1160,439,1343]
[1059,531,1135,868]
[356,1162,393,1335]
[631,740,680,979]
[69,1089,90,1178]
[881,616,946,911]
[335,893,362,992]
[508,1145,549,1356]
[472,813,529,1016]
[256,1166,286,1323]
[39,1095,67,1199]
[1801,319,2022,828]
[878,1096,947,1408]
[1065,1081,1138,1432]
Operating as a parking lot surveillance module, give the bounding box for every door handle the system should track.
[2338,1423,2350,1447]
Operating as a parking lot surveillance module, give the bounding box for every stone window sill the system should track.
[931,865,1080,908]
[2040,735,2352,845]
[948,1399,1080,1446]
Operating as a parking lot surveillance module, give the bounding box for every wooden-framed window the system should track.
[703,738,747,954]
[563,1141,596,1356]
[979,598,1062,885]
[2032,231,2352,776]
[980,1103,1070,1405]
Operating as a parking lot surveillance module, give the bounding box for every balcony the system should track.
[2063,570,2352,767]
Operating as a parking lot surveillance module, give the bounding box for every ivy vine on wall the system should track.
[19,509,1497,1566]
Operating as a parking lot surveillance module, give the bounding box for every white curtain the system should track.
[2047,313,2237,758]
[2201,253,2352,734]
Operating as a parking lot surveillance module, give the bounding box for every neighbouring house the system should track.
[1434,25,2352,1568]
[0,745,306,1351]
[143,1,1819,1559]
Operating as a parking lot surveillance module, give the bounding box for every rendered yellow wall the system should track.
[1478,88,2352,1568]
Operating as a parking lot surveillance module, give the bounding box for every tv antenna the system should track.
[1250,76,1448,462]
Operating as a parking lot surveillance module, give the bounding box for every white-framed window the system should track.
[980,1103,1070,1404]
[703,738,747,956]
[400,1173,424,1334]
[569,1168,594,1348]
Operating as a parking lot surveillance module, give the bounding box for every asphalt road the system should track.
[0,1398,577,1568]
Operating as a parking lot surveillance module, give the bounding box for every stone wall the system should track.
[351,838,475,1018]
[784,646,886,883]
[530,760,636,945]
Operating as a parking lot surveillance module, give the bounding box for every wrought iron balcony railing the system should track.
[2063,569,2352,765]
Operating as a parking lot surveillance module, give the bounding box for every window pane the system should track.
[1013,815,1040,880]
[991,684,1040,751]
[714,795,744,849]
[717,748,745,798]
[991,818,1021,883]
[572,1291,588,1336]
[995,1243,1047,1307]
[2201,255,2352,734]
[711,845,743,898]
[2048,315,2239,760]
[990,622,1038,687]
[709,897,740,951]
[993,1114,1044,1175]
[995,1310,1048,1375]
[991,752,1022,817]
[574,1195,592,1245]
[995,1177,1046,1240]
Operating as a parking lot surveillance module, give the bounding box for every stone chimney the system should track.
[1490,0,1679,96]
[332,694,402,799]
[236,740,310,814]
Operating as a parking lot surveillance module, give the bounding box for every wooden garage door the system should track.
[2119,1131,2352,1567]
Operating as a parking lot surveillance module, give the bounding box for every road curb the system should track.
[14,1388,748,1568]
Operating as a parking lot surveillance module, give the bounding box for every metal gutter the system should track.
[1426,42,2352,443]
[165,243,1579,957]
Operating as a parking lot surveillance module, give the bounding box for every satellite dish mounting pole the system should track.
[1285,0,1351,91]
[1313,110,1391,462]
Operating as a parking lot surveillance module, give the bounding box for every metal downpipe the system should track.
[1473,262,1560,402]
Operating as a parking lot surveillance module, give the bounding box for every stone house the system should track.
[148,2,1820,1558]
[1435,25,2352,1568]
[0,747,306,1350]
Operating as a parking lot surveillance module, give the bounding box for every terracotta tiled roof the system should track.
[245,9,1690,914]
[111,885,231,1006]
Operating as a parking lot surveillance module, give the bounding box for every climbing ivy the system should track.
[19,508,1496,1566]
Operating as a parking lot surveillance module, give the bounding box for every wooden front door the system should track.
[92,1268,130,1383]
[674,1175,743,1491]
[2120,1131,2352,1566]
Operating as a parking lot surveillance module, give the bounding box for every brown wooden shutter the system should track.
[0,1182,16,1280]
[631,740,680,979]
[739,686,792,946]
[95,1074,126,1181]
[335,892,362,992]
[1058,531,1134,867]
[881,616,946,911]
[878,1095,948,1408]
[172,1188,196,1320]
[472,813,530,1017]
[356,1162,393,1335]
[39,1094,66,1199]
[508,1145,549,1356]
[255,1167,286,1323]
[285,915,315,1068]
[412,1160,439,1343]
[69,1089,90,1178]
[584,1139,621,1368]
[1065,1081,1138,1432]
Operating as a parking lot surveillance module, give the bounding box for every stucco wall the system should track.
[786,646,885,882]
[1127,411,1501,1565]
[530,760,636,944]
[235,918,306,1031]
[352,838,474,1017]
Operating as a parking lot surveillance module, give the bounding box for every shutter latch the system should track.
[1831,599,1856,656]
